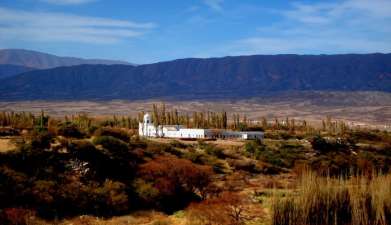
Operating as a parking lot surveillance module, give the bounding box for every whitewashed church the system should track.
[139,113,263,140]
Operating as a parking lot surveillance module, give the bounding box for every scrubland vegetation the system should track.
[0,105,390,225]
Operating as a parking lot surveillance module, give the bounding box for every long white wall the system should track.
[139,122,263,140]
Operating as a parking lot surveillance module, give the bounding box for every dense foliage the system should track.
[0,127,214,222]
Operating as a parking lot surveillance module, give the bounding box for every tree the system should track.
[152,104,160,127]
[174,109,179,125]
[261,117,268,129]
[161,103,166,125]
[222,111,227,129]
[137,156,213,211]
[138,156,213,196]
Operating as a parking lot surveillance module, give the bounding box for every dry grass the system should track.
[0,138,16,152]
[26,211,180,225]
[272,172,391,225]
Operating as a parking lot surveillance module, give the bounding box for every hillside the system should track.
[0,49,132,69]
[0,54,390,100]
[0,64,35,79]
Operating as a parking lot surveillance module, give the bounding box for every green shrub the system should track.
[228,159,258,173]
[93,136,129,154]
[265,131,293,140]
[94,127,130,142]
[68,140,95,153]
[184,151,214,166]
[198,141,226,159]
[347,130,386,143]
[93,180,129,214]
[57,122,85,138]
[252,141,305,169]
[30,130,53,149]
[310,152,355,177]
[67,140,102,165]
[311,135,353,153]
[244,140,263,157]
[257,150,285,168]
[133,178,160,204]
[143,141,171,156]
[164,146,184,157]
[170,140,188,149]
[204,145,225,159]
[87,125,99,136]
[280,131,293,140]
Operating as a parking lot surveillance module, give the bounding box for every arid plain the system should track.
[1,92,390,129]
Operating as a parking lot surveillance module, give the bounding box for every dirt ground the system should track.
[0,138,16,152]
[150,137,246,147]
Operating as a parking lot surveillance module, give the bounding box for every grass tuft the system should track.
[272,171,391,225]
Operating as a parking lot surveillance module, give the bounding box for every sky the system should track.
[0,0,390,64]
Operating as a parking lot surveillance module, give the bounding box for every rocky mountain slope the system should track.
[0,53,390,100]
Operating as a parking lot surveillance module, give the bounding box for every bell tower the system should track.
[143,113,152,136]
[144,113,151,124]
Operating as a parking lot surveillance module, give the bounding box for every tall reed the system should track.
[272,171,391,225]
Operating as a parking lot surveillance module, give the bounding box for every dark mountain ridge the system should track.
[0,53,390,100]
[0,64,35,79]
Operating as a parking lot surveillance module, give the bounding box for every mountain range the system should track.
[0,49,132,69]
[0,51,390,100]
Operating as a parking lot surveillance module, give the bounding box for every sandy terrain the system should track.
[0,99,390,130]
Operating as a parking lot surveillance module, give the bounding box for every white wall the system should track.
[139,122,263,140]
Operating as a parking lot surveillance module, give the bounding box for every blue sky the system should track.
[0,0,390,64]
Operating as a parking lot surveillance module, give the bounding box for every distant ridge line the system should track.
[0,53,390,100]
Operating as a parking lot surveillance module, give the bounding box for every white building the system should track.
[139,113,263,140]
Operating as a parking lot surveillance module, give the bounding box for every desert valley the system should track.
[0,49,390,225]
[1,1,391,224]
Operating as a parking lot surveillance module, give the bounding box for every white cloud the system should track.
[282,2,335,25]
[203,0,224,11]
[230,37,391,55]
[340,0,391,18]
[40,0,96,5]
[282,0,391,25]
[0,7,155,44]
[200,0,391,56]
[184,5,200,13]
